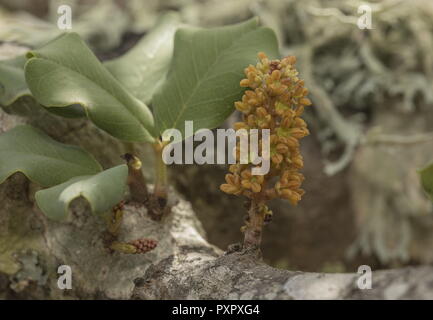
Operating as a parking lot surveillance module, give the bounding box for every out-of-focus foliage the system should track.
[257,0,433,175]
[280,0,433,113]
[0,0,129,50]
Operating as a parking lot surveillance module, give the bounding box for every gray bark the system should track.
[134,249,433,300]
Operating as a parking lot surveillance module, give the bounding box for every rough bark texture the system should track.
[134,250,433,300]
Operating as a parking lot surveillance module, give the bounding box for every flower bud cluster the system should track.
[220,52,311,205]
[129,238,157,254]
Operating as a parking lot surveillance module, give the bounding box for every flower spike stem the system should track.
[243,198,266,250]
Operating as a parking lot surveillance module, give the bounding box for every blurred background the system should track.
[2,0,433,273]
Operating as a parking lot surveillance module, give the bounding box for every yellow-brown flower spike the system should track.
[220,52,311,251]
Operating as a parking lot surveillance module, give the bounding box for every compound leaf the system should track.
[35,165,128,221]
[0,125,102,187]
[0,56,30,107]
[25,32,156,142]
[0,55,86,117]
[153,18,279,141]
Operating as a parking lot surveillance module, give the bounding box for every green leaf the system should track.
[0,125,102,187]
[35,165,128,221]
[0,56,30,107]
[24,32,156,142]
[105,12,181,104]
[153,18,279,140]
[41,103,87,118]
[419,162,433,201]
[0,55,86,118]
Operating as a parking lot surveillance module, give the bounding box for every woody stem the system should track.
[123,153,149,203]
[243,198,265,250]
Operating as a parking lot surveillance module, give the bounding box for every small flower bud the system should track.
[276,143,289,154]
[258,52,267,60]
[271,70,281,81]
[240,79,250,87]
[299,98,312,106]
